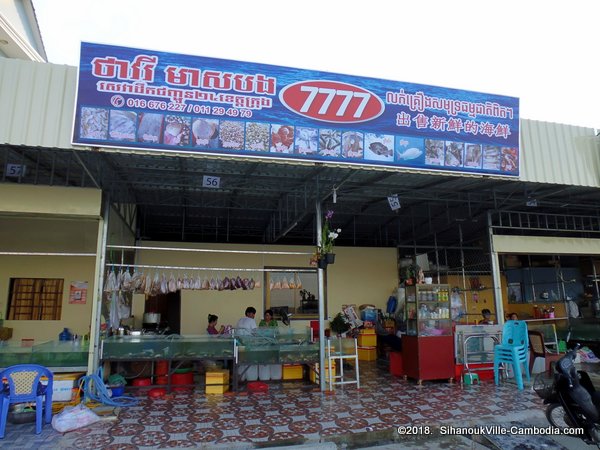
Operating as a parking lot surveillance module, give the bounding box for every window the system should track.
[264,269,324,320]
[7,278,64,320]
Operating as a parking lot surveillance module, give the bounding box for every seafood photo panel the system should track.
[73,42,520,176]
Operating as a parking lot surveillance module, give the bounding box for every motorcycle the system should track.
[534,344,600,446]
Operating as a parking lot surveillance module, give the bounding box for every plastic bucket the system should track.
[172,372,193,385]
[270,364,282,380]
[258,364,271,381]
[155,360,168,376]
[110,385,125,397]
[132,377,152,387]
[246,365,258,381]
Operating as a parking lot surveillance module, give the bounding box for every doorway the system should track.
[145,291,181,334]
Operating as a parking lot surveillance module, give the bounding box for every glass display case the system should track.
[405,284,452,336]
[236,327,316,365]
[100,335,239,392]
[0,340,89,371]
[100,335,236,360]
[403,284,455,383]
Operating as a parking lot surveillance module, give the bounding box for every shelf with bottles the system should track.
[405,284,452,337]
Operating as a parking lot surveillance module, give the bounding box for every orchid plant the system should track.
[321,210,340,254]
[309,210,342,266]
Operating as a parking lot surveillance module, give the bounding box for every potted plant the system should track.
[403,263,420,286]
[329,312,350,336]
[315,210,341,266]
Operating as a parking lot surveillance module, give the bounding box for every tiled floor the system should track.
[1,362,548,449]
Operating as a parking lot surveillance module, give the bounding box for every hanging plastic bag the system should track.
[201,277,210,290]
[295,273,302,290]
[144,272,153,295]
[160,273,168,294]
[104,269,117,293]
[235,276,243,289]
[168,273,177,293]
[115,269,123,291]
[118,291,130,320]
[281,277,289,289]
[121,268,133,291]
[149,272,159,295]
[131,270,143,292]
[109,291,119,332]
[52,403,101,433]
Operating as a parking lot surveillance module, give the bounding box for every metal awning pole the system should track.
[487,211,504,325]
[88,194,110,374]
[316,200,327,392]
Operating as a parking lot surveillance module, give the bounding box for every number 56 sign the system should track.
[202,175,221,188]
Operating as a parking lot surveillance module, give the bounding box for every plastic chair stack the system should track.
[493,320,530,390]
[0,364,54,438]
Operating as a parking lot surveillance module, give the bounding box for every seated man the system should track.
[375,318,402,352]
[478,308,494,325]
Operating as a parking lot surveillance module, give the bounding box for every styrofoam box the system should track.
[49,373,83,402]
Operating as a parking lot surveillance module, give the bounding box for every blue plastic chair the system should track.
[0,364,53,438]
[493,320,530,390]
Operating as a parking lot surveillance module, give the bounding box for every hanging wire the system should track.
[105,263,315,273]
[106,245,312,256]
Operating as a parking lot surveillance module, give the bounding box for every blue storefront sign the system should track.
[73,42,520,176]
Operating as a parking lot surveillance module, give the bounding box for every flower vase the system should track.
[317,258,328,269]
[324,253,335,264]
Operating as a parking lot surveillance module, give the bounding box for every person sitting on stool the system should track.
[478,308,494,325]
[375,317,402,352]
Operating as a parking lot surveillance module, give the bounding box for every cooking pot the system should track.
[143,312,161,324]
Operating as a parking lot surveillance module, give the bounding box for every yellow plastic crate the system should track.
[206,384,229,394]
[205,369,229,385]
[358,346,377,361]
[357,330,377,347]
[282,364,304,380]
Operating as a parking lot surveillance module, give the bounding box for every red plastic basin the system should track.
[171,372,193,385]
[132,377,152,387]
